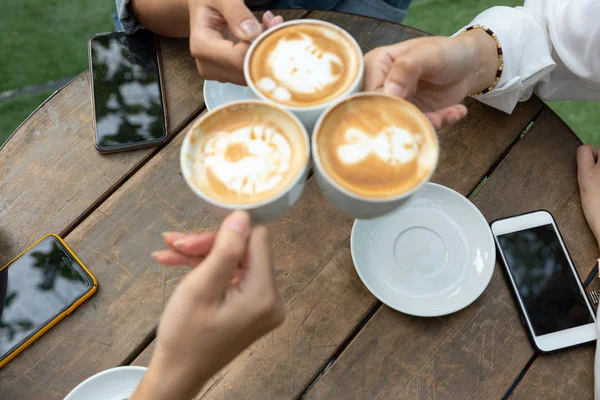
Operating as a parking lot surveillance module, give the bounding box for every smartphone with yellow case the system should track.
[0,234,97,368]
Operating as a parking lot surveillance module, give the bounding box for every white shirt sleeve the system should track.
[456,0,600,113]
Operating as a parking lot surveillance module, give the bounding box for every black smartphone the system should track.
[88,29,168,153]
[0,235,97,368]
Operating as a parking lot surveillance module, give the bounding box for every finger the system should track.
[171,232,217,256]
[424,104,468,129]
[214,0,262,41]
[577,145,597,175]
[152,250,205,267]
[270,15,284,27]
[244,226,284,326]
[262,10,274,26]
[161,232,186,245]
[383,43,445,99]
[202,211,251,287]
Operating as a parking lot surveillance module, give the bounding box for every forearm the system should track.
[130,0,191,38]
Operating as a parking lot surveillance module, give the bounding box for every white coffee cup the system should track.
[312,93,439,219]
[180,100,310,223]
[244,19,364,134]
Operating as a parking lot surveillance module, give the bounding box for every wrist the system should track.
[455,29,500,95]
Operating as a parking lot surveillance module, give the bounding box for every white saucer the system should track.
[203,80,256,111]
[63,366,147,400]
[351,183,495,317]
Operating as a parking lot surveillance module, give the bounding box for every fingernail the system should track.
[226,211,250,233]
[384,82,405,97]
[161,231,178,239]
[151,251,161,259]
[447,114,459,124]
[173,239,188,249]
[264,10,274,21]
[273,16,284,25]
[240,19,260,38]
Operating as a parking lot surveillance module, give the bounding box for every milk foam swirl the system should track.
[198,124,291,197]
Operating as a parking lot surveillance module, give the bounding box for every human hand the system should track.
[132,211,284,400]
[577,145,600,247]
[364,29,499,129]
[188,0,284,85]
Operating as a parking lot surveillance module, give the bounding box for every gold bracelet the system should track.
[461,25,504,96]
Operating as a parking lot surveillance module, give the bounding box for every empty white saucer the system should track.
[351,182,495,317]
[203,80,256,111]
[63,366,147,400]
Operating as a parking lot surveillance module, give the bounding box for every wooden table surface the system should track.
[1,10,598,400]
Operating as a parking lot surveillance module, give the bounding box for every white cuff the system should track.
[454,6,556,113]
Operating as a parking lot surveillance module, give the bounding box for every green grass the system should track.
[404,0,600,145]
[0,0,114,91]
[0,0,113,145]
[404,0,523,37]
[1,0,598,146]
[549,101,600,145]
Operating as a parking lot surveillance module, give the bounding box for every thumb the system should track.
[214,0,262,41]
[244,225,276,292]
[202,211,251,289]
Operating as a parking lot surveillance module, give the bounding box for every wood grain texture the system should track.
[0,10,313,399]
[306,110,597,400]
[132,92,542,400]
[0,36,204,266]
[0,10,546,400]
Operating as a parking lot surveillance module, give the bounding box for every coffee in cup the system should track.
[180,100,310,222]
[244,19,363,132]
[312,93,439,218]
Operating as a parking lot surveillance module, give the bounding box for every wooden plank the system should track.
[305,110,598,399]
[0,36,205,266]
[0,10,314,399]
[509,116,598,399]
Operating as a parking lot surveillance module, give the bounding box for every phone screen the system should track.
[497,224,593,336]
[89,29,166,151]
[0,236,94,362]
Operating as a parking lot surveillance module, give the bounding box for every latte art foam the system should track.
[249,22,361,107]
[337,127,421,166]
[185,103,308,205]
[200,124,291,197]
[315,95,438,199]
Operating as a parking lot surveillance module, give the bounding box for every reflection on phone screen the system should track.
[498,224,594,335]
[0,237,92,360]
[90,30,166,150]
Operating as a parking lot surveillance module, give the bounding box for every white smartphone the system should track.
[491,210,596,352]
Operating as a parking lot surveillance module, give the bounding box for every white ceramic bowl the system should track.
[63,366,147,400]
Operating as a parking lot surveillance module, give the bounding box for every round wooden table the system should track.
[1,10,597,400]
